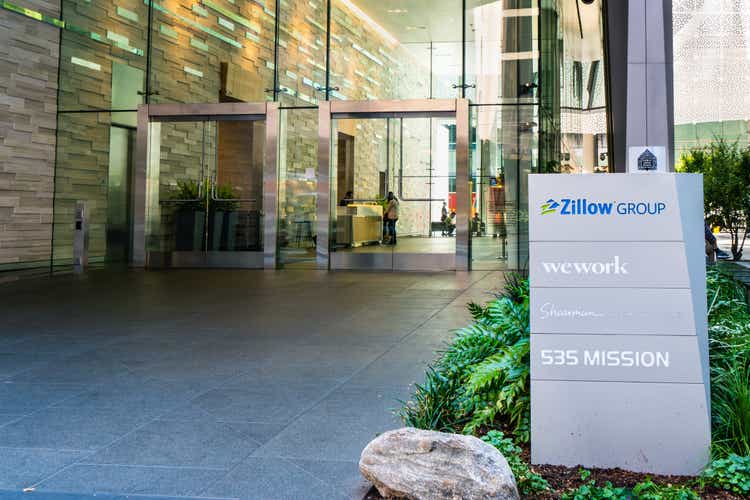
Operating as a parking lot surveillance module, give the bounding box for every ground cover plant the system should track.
[396,267,750,498]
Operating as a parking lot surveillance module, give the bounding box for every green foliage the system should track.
[631,478,699,500]
[397,367,465,433]
[706,267,750,456]
[398,272,531,440]
[481,430,549,495]
[170,179,239,211]
[702,454,750,495]
[679,140,750,260]
[562,469,628,500]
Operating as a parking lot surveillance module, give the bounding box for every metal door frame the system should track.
[317,98,470,271]
[133,102,279,269]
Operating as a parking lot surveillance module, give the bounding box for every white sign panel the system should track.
[529,173,710,475]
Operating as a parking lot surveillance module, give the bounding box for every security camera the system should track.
[580,0,596,4]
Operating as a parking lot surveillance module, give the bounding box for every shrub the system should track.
[702,454,750,495]
[397,367,465,433]
[397,273,531,440]
[679,140,750,260]
[481,430,549,496]
[707,267,750,456]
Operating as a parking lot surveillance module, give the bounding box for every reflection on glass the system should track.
[470,104,536,270]
[330,0,461,100]
[465,0,538,105]
[277,0,326,106]
[58,0,147,111]
[149,0,276,104]
[53,112,113,269]
[539,0,607,174]
[278,108,318,268]
[145,120,264,256]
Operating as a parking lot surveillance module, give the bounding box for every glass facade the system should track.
[2,0,608,271]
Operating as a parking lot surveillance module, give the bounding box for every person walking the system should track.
[441,201,449,236]
[384,191,399,245]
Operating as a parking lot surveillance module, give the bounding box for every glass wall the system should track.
[539,0,607,175]
[42,0,607,271]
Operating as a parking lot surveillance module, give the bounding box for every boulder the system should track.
[359,427,519,500]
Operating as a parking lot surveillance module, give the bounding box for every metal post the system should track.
[132,104,149,267]
[263,102,279,269]
[73,201,88,273]
[316,101,332,269]
[455,98,471,271]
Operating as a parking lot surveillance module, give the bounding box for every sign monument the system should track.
[528,173,711,475]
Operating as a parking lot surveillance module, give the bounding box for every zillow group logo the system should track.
[541,199,559,215]
[540,198,666,216]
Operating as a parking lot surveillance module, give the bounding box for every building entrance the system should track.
[318,99,471,271]
[134,103,279,269]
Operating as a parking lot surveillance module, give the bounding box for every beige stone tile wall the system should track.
[0,0,60,269]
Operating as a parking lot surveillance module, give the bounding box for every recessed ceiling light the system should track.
[405,25,428,30]
[387,9,407,13]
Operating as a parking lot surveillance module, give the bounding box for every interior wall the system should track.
[0,0,60,270]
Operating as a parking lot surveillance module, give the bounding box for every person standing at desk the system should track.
[384,191,399,245]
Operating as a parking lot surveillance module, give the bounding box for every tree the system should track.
[678,140,750,260]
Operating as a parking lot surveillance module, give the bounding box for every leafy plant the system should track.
[631,478,699,500]
[481,430,549,495]
[397,367,466,433]
[679,140,750,260]
[561,469,628,500]
[701,454,750,495]
[398,272,532,440]
[169,179,239,211]
[706,267,750,456]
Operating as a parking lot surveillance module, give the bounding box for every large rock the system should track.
[359,427,519,500]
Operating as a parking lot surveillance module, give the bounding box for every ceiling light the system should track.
[405,25,428,30]
[387,9,407,13]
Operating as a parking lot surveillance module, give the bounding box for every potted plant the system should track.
[208,183,240,251]
[170,179,207,251]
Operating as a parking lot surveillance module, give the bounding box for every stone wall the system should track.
[0,0,60,270]
[2,0,437,267]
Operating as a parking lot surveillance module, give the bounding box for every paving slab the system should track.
[0,268,497,498]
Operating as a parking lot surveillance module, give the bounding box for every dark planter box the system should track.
[209,210,239,251]
[175,210,205,251]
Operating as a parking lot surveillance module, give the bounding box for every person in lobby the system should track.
[440,201,449,235]
[339,191,353,207]
[444,211,456,236]
[384,191,399,245]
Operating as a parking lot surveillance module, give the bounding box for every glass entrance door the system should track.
[140,104,277,269]
[318,99,470,272]
[329,116,456,271]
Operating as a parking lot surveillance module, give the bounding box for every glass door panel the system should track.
[329,117,390,269]
[145,118,265,267]
[146,120,209,256]
[470,104,537,270]
[329,116,456,271]
[395,117,456,257]
[208,120,264,253]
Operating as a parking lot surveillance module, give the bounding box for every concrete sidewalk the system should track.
[0,269,504,499]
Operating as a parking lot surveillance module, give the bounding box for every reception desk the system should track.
[336,204,382,247]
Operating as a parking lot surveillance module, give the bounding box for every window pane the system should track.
[330,0,461,100]
[149,0,276,104]
[58,0,147,111]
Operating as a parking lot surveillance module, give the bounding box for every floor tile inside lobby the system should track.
[0,269,503,499]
